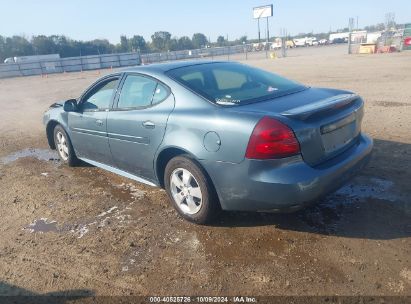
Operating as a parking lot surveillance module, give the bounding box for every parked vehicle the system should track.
[329,32,350,44]
[293,37,318,47]
[3,57,14,64]
[293,38,307,47]
[252,43,264,51]
[271,39,295,49]
[271,38,283,50]
[305,37,318,46]
[402,24,411,50]
[286,40,295,48]
[43,61,373,224]
[252,42,270,51]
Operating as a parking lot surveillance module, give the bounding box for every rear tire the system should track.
[164,155,219,224]
[53,125,79,166]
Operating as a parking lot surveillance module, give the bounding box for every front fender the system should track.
[43,107,70,148]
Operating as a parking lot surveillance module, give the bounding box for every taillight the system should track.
[245,117,300,159]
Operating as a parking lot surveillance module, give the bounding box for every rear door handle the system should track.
[142,121,155,129]
[95,119,104,126]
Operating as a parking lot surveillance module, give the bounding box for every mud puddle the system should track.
[24,205,135,238]
[335,177,399,202]
[1,148,59,165]
[24,183,150,239]
[24,218,58,233]
[298,176,401,232]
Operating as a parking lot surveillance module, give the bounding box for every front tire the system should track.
[53,125,78,166]
[164,155,219,224]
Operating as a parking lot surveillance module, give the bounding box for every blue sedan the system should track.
[43,61,373,224]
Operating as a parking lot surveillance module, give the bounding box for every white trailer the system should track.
[3,58,14,64]
[305,37,318,46]
[270,38,283,49]
[293,38,307,47]
[366,32,382,44]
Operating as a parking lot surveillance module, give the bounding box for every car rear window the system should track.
[166,62,306,106]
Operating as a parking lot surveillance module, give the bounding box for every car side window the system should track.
[152,83,169,104]
[82,78,119,111]
[118,75,159,109]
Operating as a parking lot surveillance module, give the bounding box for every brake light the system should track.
[245,117,300,159]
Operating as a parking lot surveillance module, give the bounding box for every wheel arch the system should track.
[46,120,71,150]
[46,120,60,149]
[155,146,222,209]
[155,147,193,188]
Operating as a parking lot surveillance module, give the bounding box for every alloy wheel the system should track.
[56,131,69,161]
[170,168,203,215]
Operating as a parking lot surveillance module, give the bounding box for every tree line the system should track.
[0,32,249,62]
[1,22,399,62]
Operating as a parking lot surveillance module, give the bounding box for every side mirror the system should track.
[63,99,78,112]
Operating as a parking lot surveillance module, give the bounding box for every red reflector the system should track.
[246,117,300,159]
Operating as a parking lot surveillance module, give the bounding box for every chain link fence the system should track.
[140,43,285,63]
[348,30,405,54]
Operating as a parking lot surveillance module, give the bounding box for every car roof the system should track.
[121,60,230,74]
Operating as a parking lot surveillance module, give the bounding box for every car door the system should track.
[107,73,175,181]
[69,75,120,165]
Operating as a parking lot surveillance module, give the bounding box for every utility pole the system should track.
[348,17,355,55]
[281,28,287,58]
[226,34,230,60]
[265,17,270,58]
[385,12,395,30]
[349,17,355,31]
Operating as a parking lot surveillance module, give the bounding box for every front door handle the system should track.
[142,121,155,129]
[95,119,104,126]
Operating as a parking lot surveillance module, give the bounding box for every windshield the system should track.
[166,62,306,106]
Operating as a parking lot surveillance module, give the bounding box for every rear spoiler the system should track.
[281,94,359,120]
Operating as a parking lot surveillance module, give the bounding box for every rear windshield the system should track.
[166,62,306,106]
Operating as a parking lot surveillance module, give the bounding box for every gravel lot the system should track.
[0,45,410,297]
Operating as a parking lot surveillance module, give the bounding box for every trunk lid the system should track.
[232,87,364,166]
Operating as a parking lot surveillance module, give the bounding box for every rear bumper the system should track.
[200,133,373,211]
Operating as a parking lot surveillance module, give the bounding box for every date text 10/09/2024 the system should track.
[149,296,257,303]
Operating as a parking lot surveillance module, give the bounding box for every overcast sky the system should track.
[1,0,410,43]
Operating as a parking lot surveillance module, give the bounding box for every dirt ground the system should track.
[0,45,410,298]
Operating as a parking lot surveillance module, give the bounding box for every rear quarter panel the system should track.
[157,82,261,164]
